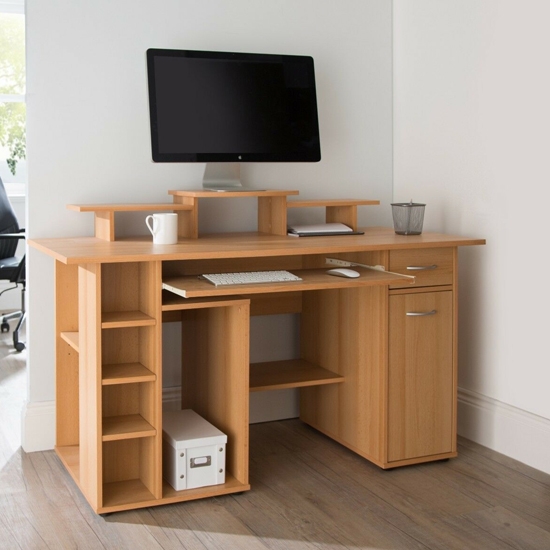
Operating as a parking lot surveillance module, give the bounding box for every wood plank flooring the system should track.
[1,334,550,549]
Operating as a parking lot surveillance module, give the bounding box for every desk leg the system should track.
[258,196,287,235]
[173,196,199,239]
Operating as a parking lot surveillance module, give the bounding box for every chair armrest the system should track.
[0,233,26,240]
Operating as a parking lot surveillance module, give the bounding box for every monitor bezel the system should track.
[146,48,321,163]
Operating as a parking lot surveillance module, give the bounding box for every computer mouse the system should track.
[326,268,360,278]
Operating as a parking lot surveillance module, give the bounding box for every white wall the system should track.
[23,0,393,450]
[394,0,550,473]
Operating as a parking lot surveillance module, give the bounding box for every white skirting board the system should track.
[457,387,550,476]
[21,400,55,453]
[21,387,550,476]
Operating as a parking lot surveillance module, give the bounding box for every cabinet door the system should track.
[388,291,453,462]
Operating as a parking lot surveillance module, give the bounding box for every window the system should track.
[0,0,26,193]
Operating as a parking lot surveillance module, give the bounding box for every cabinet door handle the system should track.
[406,265,438,271]
[406,310,437,316]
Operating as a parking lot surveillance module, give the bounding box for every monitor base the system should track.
[202,163,243,190]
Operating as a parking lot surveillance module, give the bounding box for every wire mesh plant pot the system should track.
[391,202,426,235]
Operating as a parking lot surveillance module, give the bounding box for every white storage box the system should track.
[162,409,227,491]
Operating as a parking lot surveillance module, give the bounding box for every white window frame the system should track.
[0,0,23,14]
[0,0,26,195]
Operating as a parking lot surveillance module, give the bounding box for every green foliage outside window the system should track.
[0,12,26,176]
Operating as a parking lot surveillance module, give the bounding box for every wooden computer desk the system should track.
[29,190,485,514]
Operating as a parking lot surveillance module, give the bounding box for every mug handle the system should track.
[145,215,156,236]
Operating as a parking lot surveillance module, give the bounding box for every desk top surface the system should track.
[29,227,485,265]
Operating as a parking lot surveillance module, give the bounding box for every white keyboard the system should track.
[202,270,302,286]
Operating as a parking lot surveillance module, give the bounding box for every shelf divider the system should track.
[102,363,156,385]
[102,414,156,441]
[101,311,156,328]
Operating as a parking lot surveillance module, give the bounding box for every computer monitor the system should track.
[146,48,321,189]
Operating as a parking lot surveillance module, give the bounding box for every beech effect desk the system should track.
[30,193,485,514]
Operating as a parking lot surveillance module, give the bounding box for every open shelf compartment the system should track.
[178,298,251,492]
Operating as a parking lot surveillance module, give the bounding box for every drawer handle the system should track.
[406,310,437,317]
[406,265,438,271]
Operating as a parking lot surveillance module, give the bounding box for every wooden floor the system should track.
[1,333,550,549]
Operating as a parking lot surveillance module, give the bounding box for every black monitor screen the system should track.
[146,49,321,162]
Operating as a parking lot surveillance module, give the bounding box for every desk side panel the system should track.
[181,302,250,486]
[78,264,103,511]
[56,261,80,448]
[300,285,387,463]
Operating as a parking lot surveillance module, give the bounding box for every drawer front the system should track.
[389,248,454,288]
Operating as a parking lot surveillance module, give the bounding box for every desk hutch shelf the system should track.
[68,190,379,241]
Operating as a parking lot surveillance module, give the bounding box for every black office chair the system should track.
[0,176,26,352]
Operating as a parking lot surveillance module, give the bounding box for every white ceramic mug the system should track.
[146,213,178,244]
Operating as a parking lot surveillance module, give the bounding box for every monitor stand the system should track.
[202,162,244,191]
